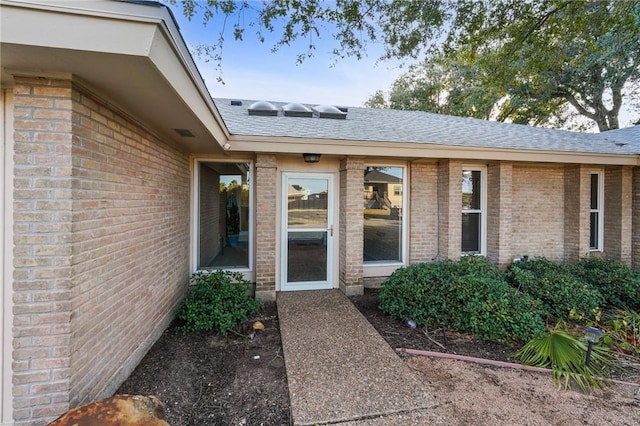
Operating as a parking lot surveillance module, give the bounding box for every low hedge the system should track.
[571,257,640,311]
[505,257,603,323]
[379,256,546,345]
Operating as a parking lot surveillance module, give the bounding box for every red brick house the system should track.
[1,0,639,424]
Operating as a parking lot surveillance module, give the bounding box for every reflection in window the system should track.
[462,169,484,254]
[198,162,251,269]
[363,166,404,263]
[590,172,603,251]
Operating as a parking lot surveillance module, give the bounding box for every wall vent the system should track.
[174,128,195,137]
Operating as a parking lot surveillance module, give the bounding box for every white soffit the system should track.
[0,0,228,154]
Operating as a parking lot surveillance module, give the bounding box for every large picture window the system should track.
[363,166,405,263]
[462,168,486,254]
[197,162,251,270]
[590,171,603,251]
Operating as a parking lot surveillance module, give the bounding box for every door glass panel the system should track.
[287,178,328,228]
[287,231,327,282]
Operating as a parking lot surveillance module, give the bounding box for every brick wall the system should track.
[12,77,74,424]
[255,154,277,301]
[339,157,364,296]
[487,161,513,268]
[603,166,633,264]
[408,162,438,263]
[563,165,590,262]
[12,77,191,424]
[633,167,640,270]
[511,165,565,261]
[437,160,462,260]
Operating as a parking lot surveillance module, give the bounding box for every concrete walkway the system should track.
[277,290,437,425]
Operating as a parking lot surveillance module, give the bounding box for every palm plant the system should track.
[515,328,616,392]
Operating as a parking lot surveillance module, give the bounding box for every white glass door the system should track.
[281,172,334,291]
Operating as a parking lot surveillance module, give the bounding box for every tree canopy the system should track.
[173,0,640,131]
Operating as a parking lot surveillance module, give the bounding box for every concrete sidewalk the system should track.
[277,290,437,425]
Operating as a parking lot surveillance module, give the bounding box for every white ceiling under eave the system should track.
[0,0,229,154]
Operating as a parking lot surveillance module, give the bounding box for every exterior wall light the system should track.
[584,326,603,366]
[302,153,321,163]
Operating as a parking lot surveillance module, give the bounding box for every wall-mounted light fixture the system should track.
[302,153,321,163]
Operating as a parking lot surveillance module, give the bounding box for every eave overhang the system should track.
[227,134,640,166]
[0,0,229,154]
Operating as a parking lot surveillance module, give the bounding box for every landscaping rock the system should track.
[48,394,169,426]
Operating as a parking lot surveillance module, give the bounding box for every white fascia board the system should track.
[227,135,640,166]
[1,0,229,146]
[147,24,229,145]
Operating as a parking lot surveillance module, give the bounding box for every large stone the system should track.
[48,394,170,426]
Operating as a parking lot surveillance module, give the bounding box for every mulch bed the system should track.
[118,289,638,425]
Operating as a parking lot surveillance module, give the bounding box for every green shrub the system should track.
[176,270,262,334]
[506,257,603,323]
[379,256,546,345]
[571,257,640,310]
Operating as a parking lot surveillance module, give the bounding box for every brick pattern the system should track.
[339,157,364,296]
[563,165,591,262]
[603,166,633,264]
[511,165,565,261]
[633,167,640,270]
[12,76,74,425]
[12,77,191,425]
[437,160,462,260]
[255,154,277,301]
[69,86,191,407]
[487,161,513,268]
[408,162,438,263]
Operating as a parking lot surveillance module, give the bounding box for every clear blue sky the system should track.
[166,1,404,107]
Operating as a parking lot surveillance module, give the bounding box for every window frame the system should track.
[191,159,254,280]
[461,165,487,256]
[363,163,408,278]
[590,170,604,252]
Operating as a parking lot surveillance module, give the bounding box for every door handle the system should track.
[328,225,333,237]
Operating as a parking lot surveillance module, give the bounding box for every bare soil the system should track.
[118,289,640,425]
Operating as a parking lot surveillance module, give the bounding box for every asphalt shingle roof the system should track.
[214,98,640,156]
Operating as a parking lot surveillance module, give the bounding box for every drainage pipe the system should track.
[396,348,640,387]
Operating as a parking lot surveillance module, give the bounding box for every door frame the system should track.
[280,171,336,291]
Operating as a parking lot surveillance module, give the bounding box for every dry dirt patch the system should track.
[405,355,640,426]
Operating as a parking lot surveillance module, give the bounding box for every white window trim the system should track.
[191,159,254,281]
[462,166,487,256]
[2,89,15,426]
[363,163,408,278]
[590,170,604,252]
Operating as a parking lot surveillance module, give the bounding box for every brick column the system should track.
[255,154,277,301]
[409,161,438,264]
[633,167,640,270]
[604,166,633,264]
[339,157,364,296]
[437,160,462,260]
[487,161,513,269]
[564,165,591,263]
[12,77,74,423]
